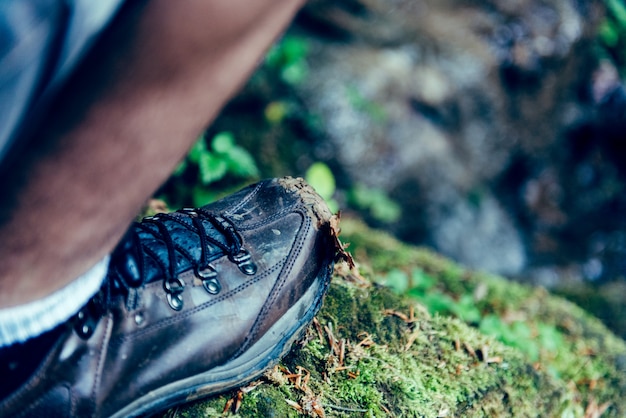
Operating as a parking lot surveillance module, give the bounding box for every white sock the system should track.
[0,256,110,347]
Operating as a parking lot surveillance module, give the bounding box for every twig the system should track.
[322,403,368,413]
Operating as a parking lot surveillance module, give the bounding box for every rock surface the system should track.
[186,0,626,336]
[161,218,626,417]
[295,0,611,278]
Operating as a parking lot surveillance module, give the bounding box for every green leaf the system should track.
[411,268,436,291]
[305,162,336,201]
[264,36,309,70]
[421,292,455,315]
[480,315,507,340]
[599,21,619,47]
[224,146,260,178]
[264,101,289,124]
[192,185,218,207]
[607,0,626,27]
[348,184,401,223]
[537,323,563,354]
[281,36,309,65]
[384,269,409,294]
[198,152,227,185]
[452,294,482,323]
[282,62,308,85]
[264,43,281,68]
[172,159,188,177]
[349,183,374,207]
[326,198,340,215]
[370,196,402,224]
[345,85,387,123]
[406,287,426,299]
[188,135,207,163]
[211,132,235,154]
[479,316,542,361]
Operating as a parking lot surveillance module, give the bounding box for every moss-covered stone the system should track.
[162,218,626,417]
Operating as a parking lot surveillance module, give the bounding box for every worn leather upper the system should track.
[0,177,335,418]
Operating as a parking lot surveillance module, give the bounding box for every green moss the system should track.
[339,218,626,416]
[163,217,626,417]
[237,389,300,417]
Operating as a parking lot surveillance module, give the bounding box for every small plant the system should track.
[598,0,626,74]
[305,162,339,213]
[479,315,563,365]
[345,85,387,123]
[381,268,481,323]
[348,183,401,224]
[168,132,259,207]
[264,35,310,85]
[378,267,565,366]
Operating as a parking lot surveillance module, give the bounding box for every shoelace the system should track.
[74,209,257,339]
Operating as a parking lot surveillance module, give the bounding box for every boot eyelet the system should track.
[239,261,257,275]
[75,319,94,339]
[81,325,91,337]
[164,277,185,311]
[180,208,198,217]
[167,293,184,311]
[229,249,257,275]
[202,278,221,295]
[144,214,162,222]
[74,306,98,339]
[164,277,185,294]
[134,312,145,326]
[196,265,217,279]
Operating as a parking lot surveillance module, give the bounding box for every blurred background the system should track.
[158,0,626,338]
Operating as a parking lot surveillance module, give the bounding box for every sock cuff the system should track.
[0,256,110,347]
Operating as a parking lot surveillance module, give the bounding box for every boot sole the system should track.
[110,263,333,418]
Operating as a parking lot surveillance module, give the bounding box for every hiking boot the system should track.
[0,177,336,418]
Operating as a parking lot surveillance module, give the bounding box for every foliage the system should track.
[347,183,402,224]
[378,266,563,361]
[345,85,387,123]
[340,218,626,415]
[303,162,402,222]
[599,0,626,74]
[263,101,290,125]
[304,162,339,213]
[162,218,626,417]
[162,33,403,229]
[165,132,259,207]
[264,35,310,85]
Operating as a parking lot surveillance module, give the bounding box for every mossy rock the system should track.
[162,218,626,417]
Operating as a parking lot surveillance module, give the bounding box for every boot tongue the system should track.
[109,229,143,288]
[110,213,236,289]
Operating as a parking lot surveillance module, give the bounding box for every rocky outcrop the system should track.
[194,0,626,335]
[295,0,613,279]
[161,218,626,417]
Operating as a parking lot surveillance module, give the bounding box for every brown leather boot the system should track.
[0,177,336,417]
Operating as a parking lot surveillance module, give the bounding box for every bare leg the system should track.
[0,0,304,307]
